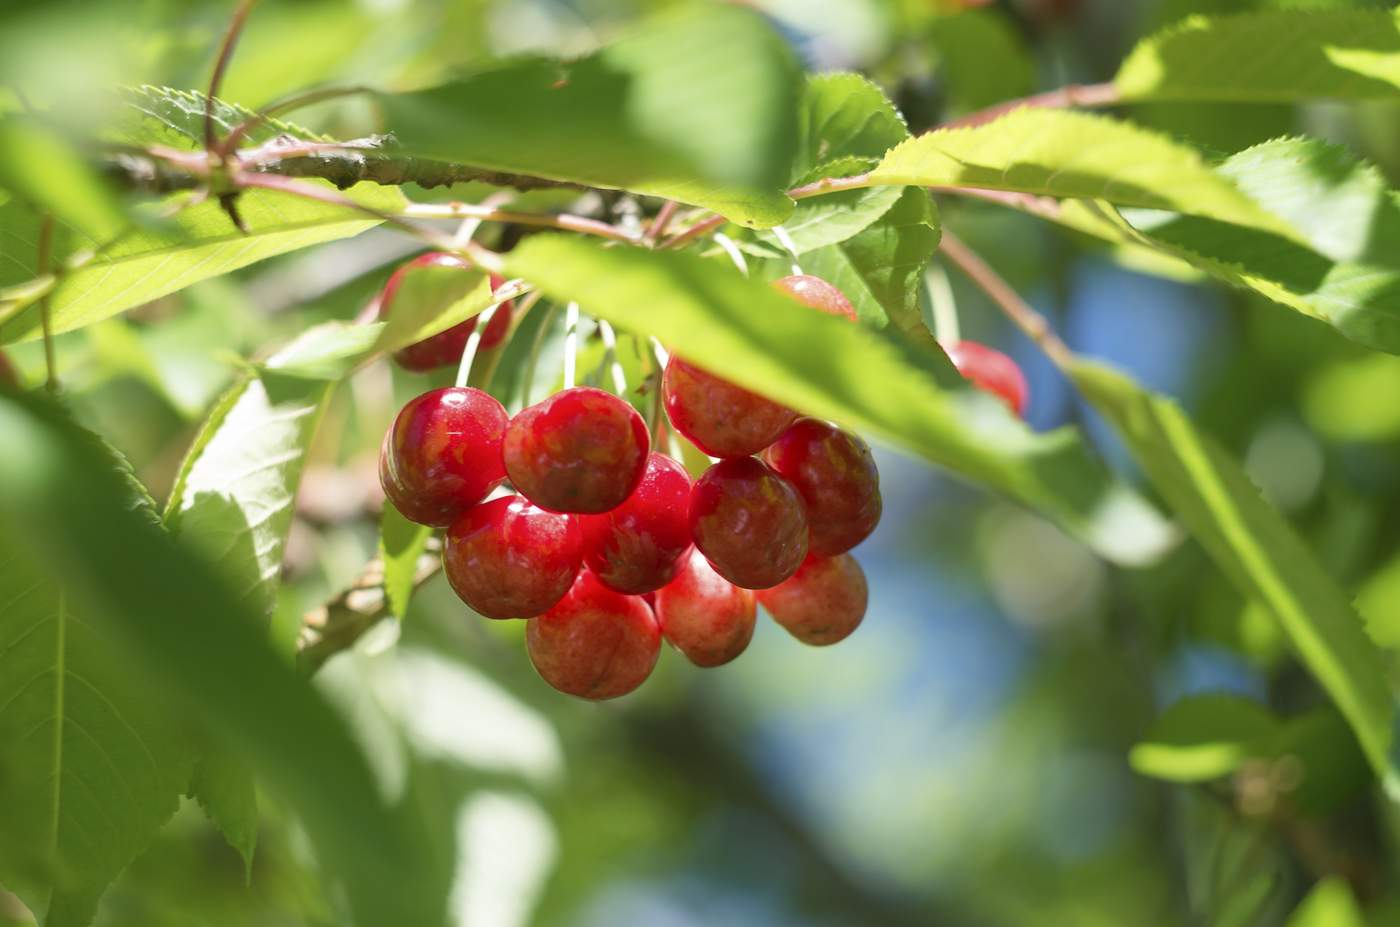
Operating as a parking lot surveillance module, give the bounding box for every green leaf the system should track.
[1071,360,1400,794]
[1286,878,1366,927]
[747,159,905,256]
[869,109,1294,234]
[0,182,403,345]
[376,5,800,226]
[797,186,942,340]
[1129,693,1280,782]
[1116,10,1400,103]
[0,116,127,243]
[371,264,492,358]
[507,235,1176,567]
[0,392,450,927]
[188,749,258,878]
[793,72,910,177]
[380,503,432,621]
[927,9,1034,113]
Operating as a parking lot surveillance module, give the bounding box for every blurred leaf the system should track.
[108,86,329,151]
[1072,360,1400,794]
[1303,354,1400,441]
[188,749,258,878]
[0,392,450,927]
[1358,550,1400,649]
[927,9,1034,113]
[748,158,904,255]
[1287,877,1366,927]
[0,116,127,242]
[507,235,1177,567]
[1117,10,1400,102]
[0,182,402,345]
[870,109,1295,234]
[1129,693,1280,782]
[377,5,800,226]
[380,503,431,621]
[1274,709,1372,816]
[371,264,492,358]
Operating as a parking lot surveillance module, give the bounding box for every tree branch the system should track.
[937,81,1120,131]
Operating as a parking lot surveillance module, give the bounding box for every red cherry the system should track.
[943,340,1029,417]
[662,356,796,458]
[654,548,755,667]
[757,553,868,646]
[443,495,582,619]
[483,274,514,349]
[526,570,661,699]
[689,457,808,589]
[379,253,478,372]
[579,453,693,594]
[772,274,857,322]
[379,387,507,527]
[503,386,650,514]
[763,419,881,556]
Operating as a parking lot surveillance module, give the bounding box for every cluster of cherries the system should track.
[375,252,1027,699]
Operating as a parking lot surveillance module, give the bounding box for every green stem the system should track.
[36,215,57,392]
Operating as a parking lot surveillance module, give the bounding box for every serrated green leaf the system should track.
[0,392,450,927]
[1286,878,1365,927]
[371,264,492,359]
[1071,360,1400,795]
[188,748,258,879]
[507,235,1175,567]
[380,503,432,621]
[794,72,910,176]
[747,159,904,255]
[1117,10,1400,103]
[1129,693,1280,782]
[376,5,799,226]
[0,182,403,345]
[871,109,1295,235]
[927,8,1034,113]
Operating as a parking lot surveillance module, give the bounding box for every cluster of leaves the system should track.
[4,2,1400,925]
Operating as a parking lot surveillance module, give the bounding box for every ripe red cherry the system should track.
[757,553,868,646]
[379,253,476,372]
[503,386,650,514]
[689,457,808,589]
[943,340,1029,417]
[379,387,508,527]
[579,453,693,594]
[764,418,881,556]
[654,549,756,667]
[443,495,582,619]
[662,356,796,458]
[772,274,857,322]
[526,570,661,699]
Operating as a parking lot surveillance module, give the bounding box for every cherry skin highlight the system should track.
[662,356,797,458]
[772,274,857,322]
[757,553,868,646]
[443,495,582,619]
[379,386,508,527]
[764,418,881,556]
[689,457,808,590]
[526,570,661,699]
[579,453,693,594]
[943,340,1029,418]
[379,252,477,372]
[503,386,650,514]
[654,548,756,667]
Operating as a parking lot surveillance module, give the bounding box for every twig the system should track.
[217,83,375,158]
[938,230,1074,368]
[658,214,726,250]
[405,201,641,244]
[646,201,679,243]
[35,216,57,392]
[204,0,260,151]
[938,81,1120,131]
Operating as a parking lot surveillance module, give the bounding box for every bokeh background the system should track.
[5,1,1400,925]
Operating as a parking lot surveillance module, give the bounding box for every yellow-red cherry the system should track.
[503,386,650,514]
[689,457,808,590]
[443,495,582,619]
[654,548,755,667]
[764,418,881,556]
[579,452,693,594]
[526,570,661,699]
[943,340,1029,418]
[772,274,857,321]
[379,386,508,527]
[662,356,797,459]
[757,553,868,646]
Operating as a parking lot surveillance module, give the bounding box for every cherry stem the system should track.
[936,81,1120,131]
[204,0,261,153]
[36,215,57,392]
[562,302,580,390]
[770,225,804,276]
[217,83,374,158]
[646,201,679,243]
[473,289,543,390]
[452,277,530,389]
[927,262,960,345]
[239,172,459,250]
[405,202,641,244]
[711,232,749,276]
[595,319,627,394]
[938,230,1073,368]
[520,300,560,406]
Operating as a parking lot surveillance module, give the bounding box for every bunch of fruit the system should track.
[376,254,1026,699]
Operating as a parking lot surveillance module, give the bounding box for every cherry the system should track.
[379,253,475,372]
[482,273,514,349]
[579,452,693,594]
[443,495,582,619]
[662,356,796,458]
[943,340,1029,418]
[764,418,881,556]
[654,548,755,667]
[526,569,660,699]
[757,553,868,646]
[772,274,857,322]
[503,386,650,514]
[379,386,508,527]
[689,457,808,589]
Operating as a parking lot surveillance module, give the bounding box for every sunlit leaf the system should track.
[1129,693,1280,782]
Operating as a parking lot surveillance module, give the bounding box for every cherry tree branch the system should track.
[937,81,1120,131]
